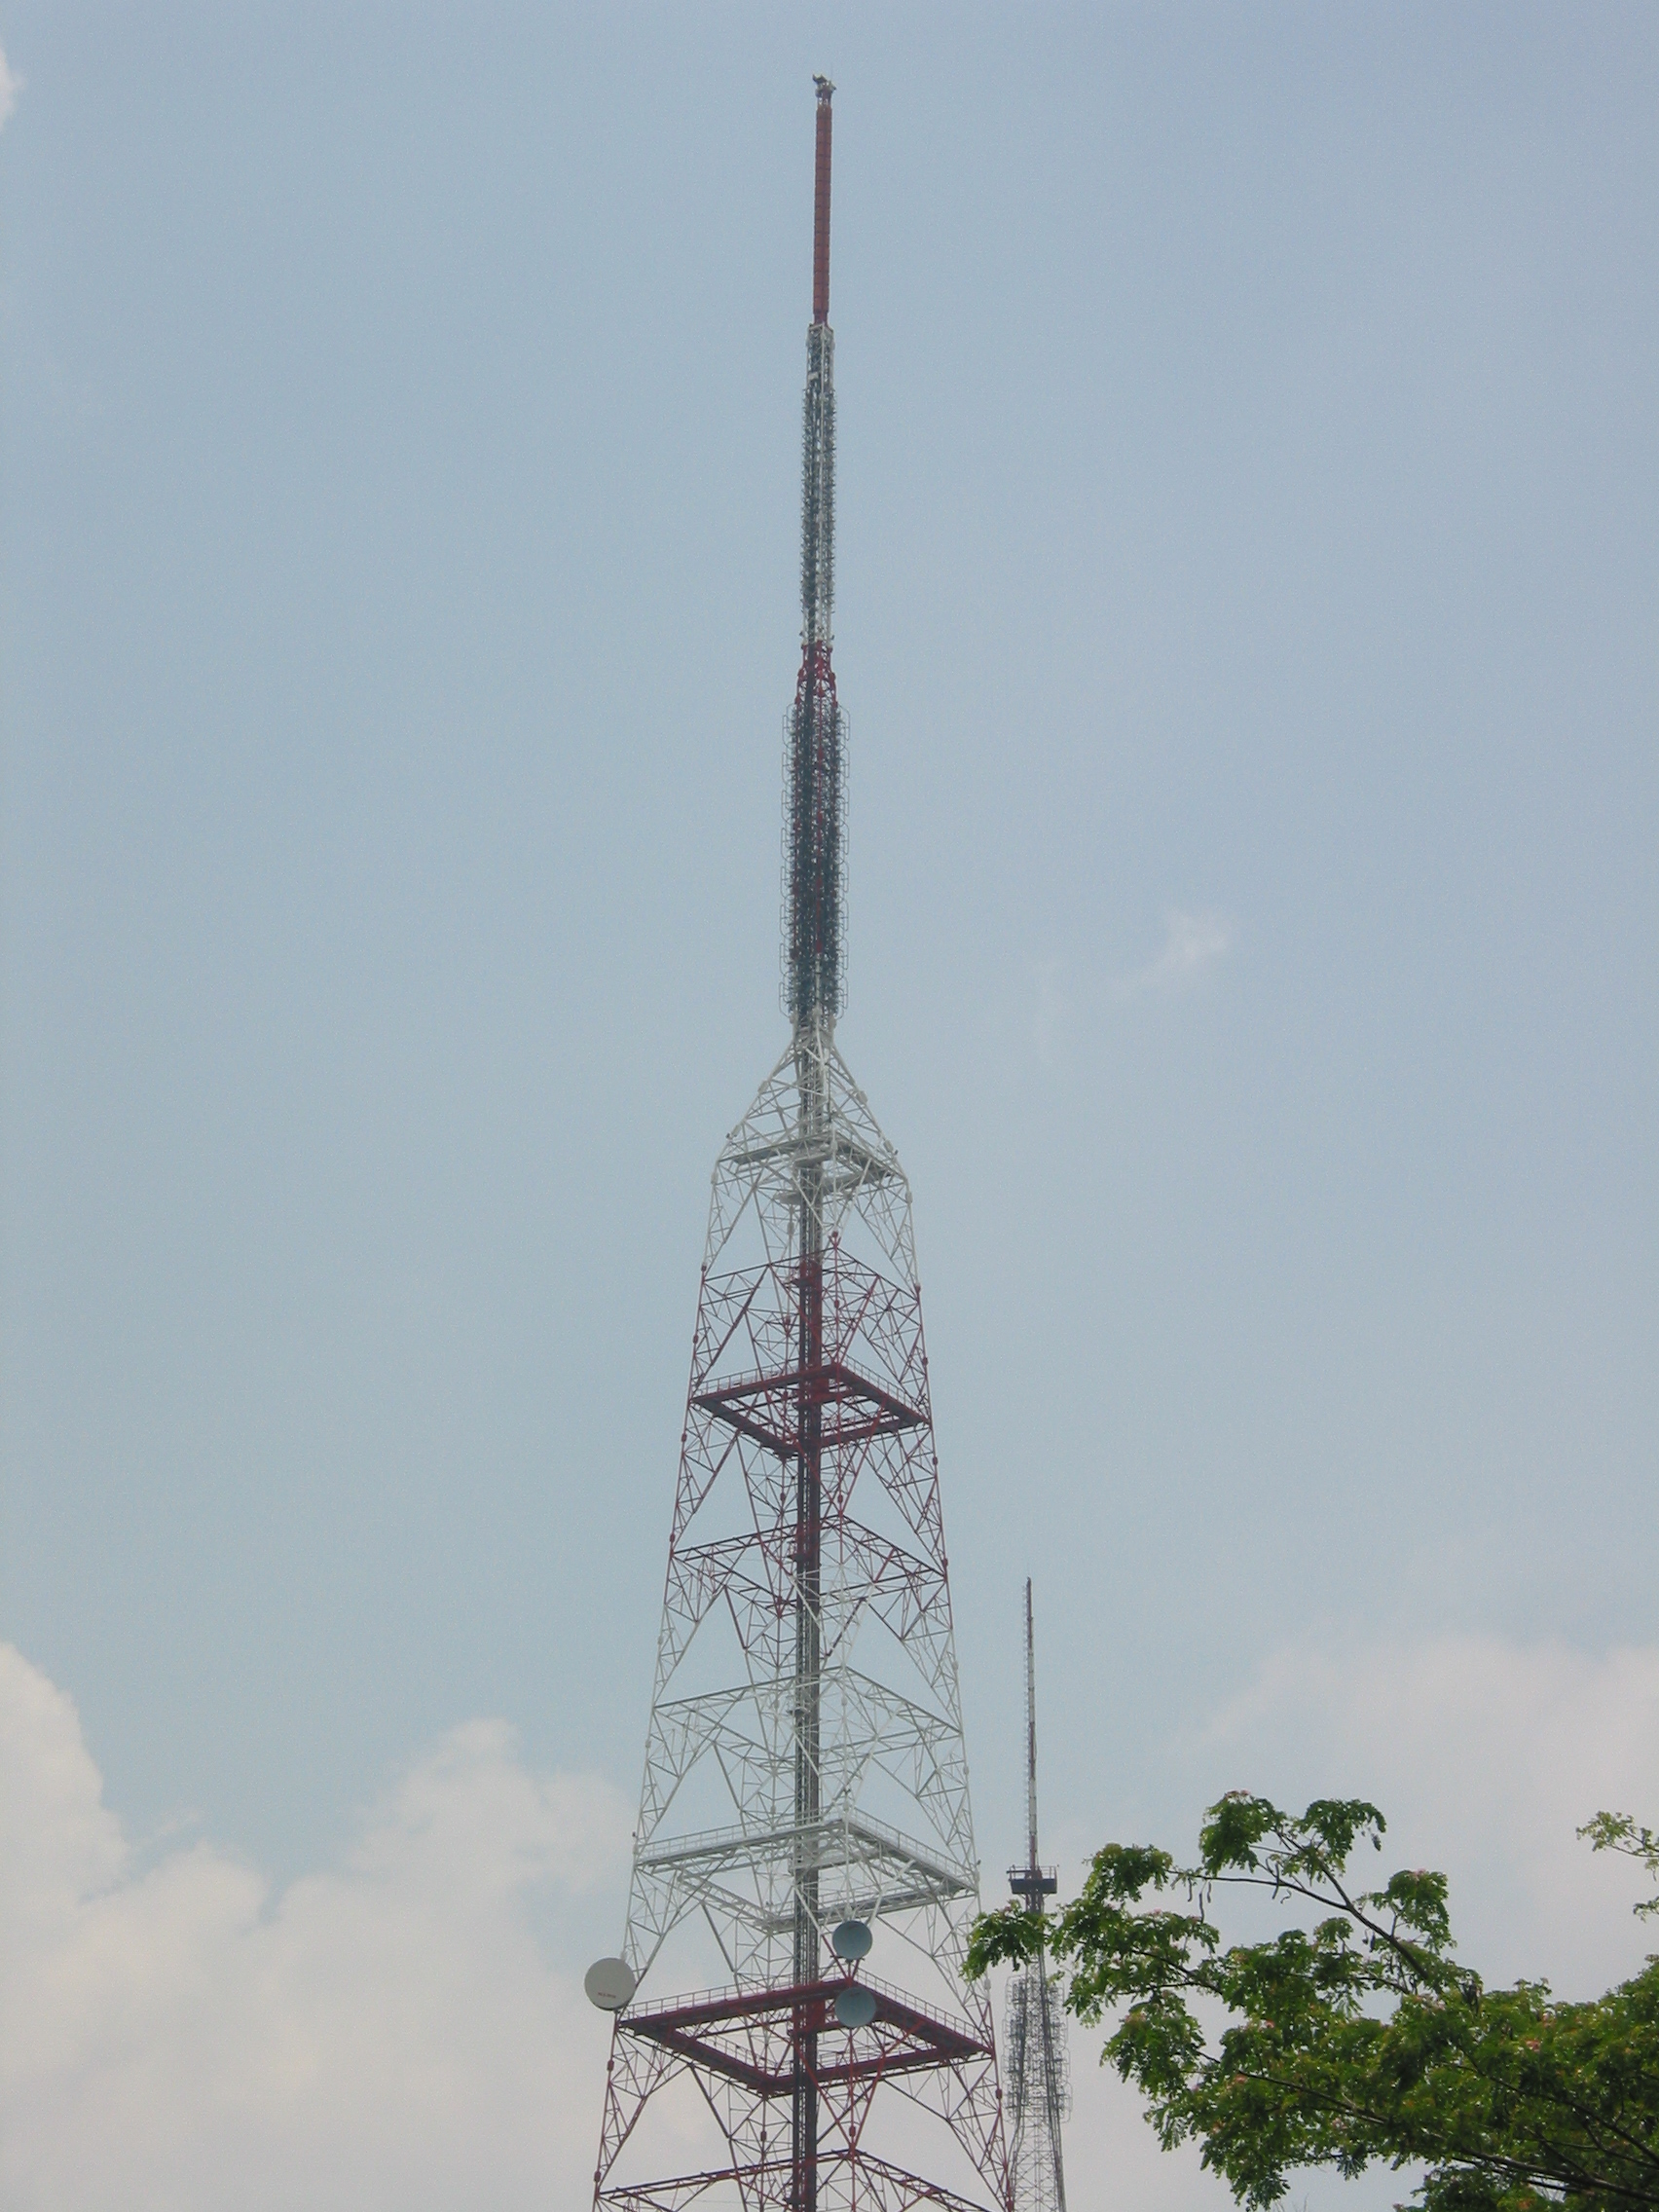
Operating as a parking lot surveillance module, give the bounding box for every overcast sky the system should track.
[3,7,1656,2209]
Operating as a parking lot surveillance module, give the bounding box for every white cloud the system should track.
[0,45,20,130]
[1030,909,1231,1067]
[0,1643,633,2212]
[1113,908,1233,997]
[8,1635,1654,2212]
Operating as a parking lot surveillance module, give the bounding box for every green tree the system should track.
[967,1794,1659,2212]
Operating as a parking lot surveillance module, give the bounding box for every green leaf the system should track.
[967,1792,1659,2212]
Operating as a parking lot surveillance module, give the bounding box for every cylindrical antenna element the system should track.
[787,77,845,1031]
[1025,1577,1039,1871]
[812,77,834,324]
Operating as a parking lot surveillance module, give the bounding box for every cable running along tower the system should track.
[1004,1584,1070,2212]
[590,81,1010,2212]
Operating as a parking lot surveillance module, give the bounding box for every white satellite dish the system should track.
[584,1956,638,2011]
[833,1983,878,2028]
[830,1918,872,1961]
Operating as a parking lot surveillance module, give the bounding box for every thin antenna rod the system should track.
[1025,1576,1039,1874]
[1009,1584,1055,1913]
[812,77,833,323]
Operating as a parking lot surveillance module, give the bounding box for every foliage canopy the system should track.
[967,1794,1659,2212]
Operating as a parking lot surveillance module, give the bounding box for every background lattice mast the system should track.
[1004,1584,1070,2212]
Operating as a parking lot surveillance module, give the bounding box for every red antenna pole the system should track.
[812,76,834,324]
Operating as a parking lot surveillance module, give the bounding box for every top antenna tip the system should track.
[811,79,834,325]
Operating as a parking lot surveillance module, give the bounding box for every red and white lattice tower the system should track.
[588,79,1011,2212]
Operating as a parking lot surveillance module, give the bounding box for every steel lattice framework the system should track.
[591,79,1009,2212]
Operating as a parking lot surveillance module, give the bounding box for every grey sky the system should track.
[2,6,1656,2203]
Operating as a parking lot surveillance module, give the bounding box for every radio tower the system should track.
[1004,1583,1070,2212]
[588,80,1010,2212]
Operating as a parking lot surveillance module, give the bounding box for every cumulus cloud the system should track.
[0,45,20,129]
[0,1643,633,2212]
[8,1634,1655,2212]
[1113,908,1232,997]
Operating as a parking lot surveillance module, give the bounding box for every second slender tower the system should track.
[1005,1583,1070,2212]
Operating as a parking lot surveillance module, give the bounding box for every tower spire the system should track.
[812,76,833,325]
[1026,1578,1041,1874]
[787,76,844,1032]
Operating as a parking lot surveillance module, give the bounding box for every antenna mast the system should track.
[589,83,1009,2212]
[1006,1581,1070,2212]
[787,75,845,1031]
[1025,1580,1040,1873]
